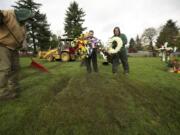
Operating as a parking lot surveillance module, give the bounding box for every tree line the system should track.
[14,0,180,54]
[13,0,86,54]
[129,20,180,53]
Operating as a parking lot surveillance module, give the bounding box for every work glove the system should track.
[0,10,4,25]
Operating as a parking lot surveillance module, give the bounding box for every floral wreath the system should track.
[73,33,100,60]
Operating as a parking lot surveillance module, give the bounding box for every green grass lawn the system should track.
[0,57,180,135]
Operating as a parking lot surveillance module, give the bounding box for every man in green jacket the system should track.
[113,27,129,74]
[0,9,33,100]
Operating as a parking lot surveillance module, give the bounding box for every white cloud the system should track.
[0,0,180,42]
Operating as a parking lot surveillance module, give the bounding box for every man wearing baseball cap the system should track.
[0,8,33,100]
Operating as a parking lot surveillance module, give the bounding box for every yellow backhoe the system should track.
[38,38,76,62]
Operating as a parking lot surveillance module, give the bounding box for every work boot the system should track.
[0,91,17,101]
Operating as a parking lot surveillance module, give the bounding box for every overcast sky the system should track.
[1,0,180,42]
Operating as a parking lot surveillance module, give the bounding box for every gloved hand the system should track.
[0,10,4,25]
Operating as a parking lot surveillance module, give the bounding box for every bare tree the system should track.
[141,27,157,56]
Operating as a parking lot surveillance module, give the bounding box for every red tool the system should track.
[30,58,49,73]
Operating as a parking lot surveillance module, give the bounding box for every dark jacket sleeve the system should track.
[121,34,128,46]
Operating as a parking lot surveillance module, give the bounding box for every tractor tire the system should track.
[61,52,70,62]
[70,54,76,61]
[47,55,54,62]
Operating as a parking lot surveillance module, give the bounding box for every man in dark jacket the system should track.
[113,27,129,74]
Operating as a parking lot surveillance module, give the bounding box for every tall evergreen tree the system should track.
[156,19,179,48]
[135,35,142,51]
[13,0,51,53]
[175,33,180,50]
[35,11,51,50]
[64,1,86,38]
[128,38,137,53]
[129,38,135,48]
